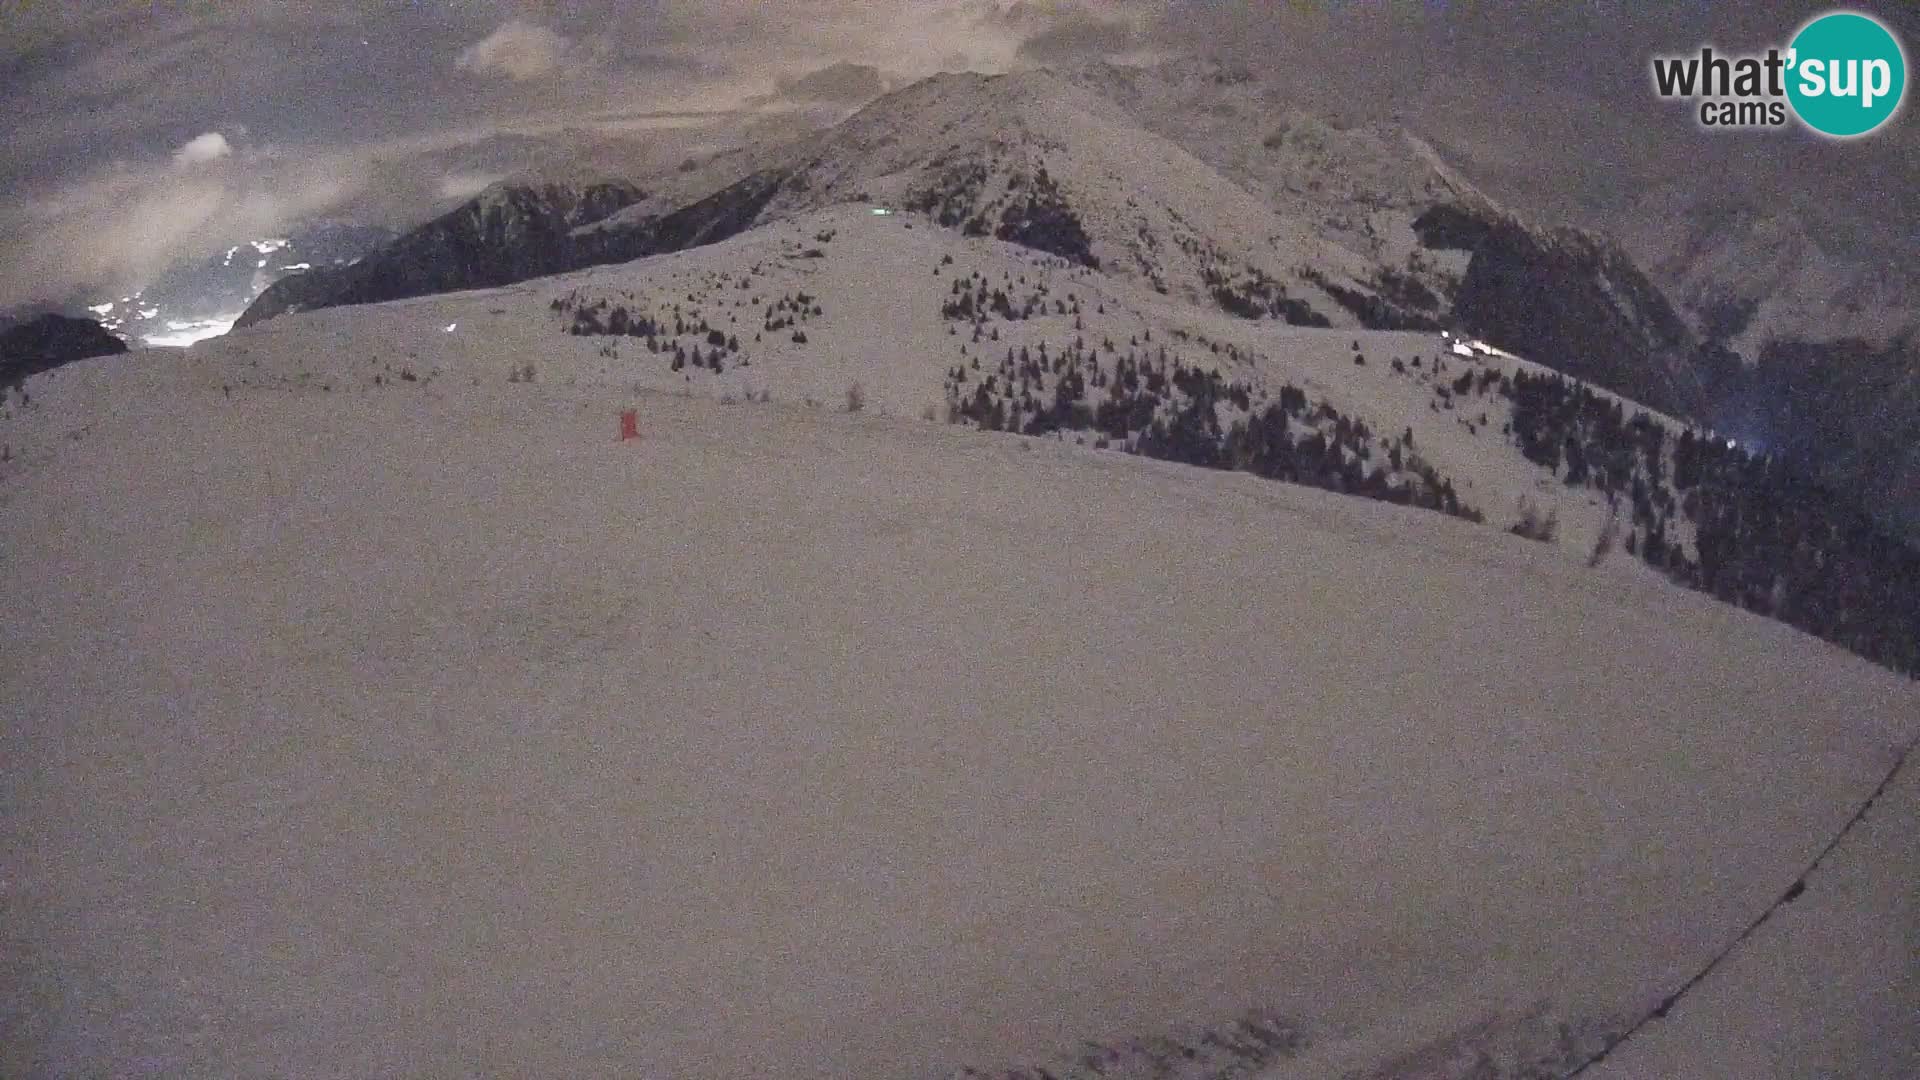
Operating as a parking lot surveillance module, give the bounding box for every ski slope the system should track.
[3,313,1915,1076]
[114,206,1670,566]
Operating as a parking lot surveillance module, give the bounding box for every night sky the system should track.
[2,0,1915,308]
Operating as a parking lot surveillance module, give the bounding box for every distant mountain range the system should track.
[235,65,1731,428]
[6,57,1915,1080]
[144,60,1920,537]
[78,222,394,346]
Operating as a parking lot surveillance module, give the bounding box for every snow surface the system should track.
[523,205,1697,566]
[2,207,1915,1079]
[1585,757,1919,1080]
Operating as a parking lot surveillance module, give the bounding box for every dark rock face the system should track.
[237,181,645,327]
[1,314,128,386]
[237,173,795,328]
[1412,202,1497,251]
[1452,221,1706,419]
[575,169,790,266]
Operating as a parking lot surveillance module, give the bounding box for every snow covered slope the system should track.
[31,204,1919,658]
[234,63,1721,470]
[3,204,1916,1078]
[207,208,1692,567]
[1584,754,1919,1080]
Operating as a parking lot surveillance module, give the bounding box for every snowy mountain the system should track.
[1054,59,1494,263]
[2,215,1915,1074]
[241,68,1479,332]
[5,63,1918,1080]
[59,201,1920,676]
[1615,185,1920,354]
[239,66,1725,435]
[90,223,393,346]
[236,182,644,327]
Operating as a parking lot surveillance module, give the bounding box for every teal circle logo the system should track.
[1787,11,1906,137]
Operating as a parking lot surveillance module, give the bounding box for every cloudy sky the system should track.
[2,0,1916,309]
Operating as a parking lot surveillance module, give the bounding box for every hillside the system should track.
[237,65,1725,452]
[6,71,1918,1080]
[83,205,1920,677]
[0,313,126,388]
[114,207,1622,559]
[5,297,1917,1076]
[240,67,1475,336]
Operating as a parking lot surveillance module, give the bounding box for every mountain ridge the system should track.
[0,313,127,388]
[225,60,1916,538]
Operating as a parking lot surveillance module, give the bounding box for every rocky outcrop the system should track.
[234,172,799,329]
[572,169,790,266]
[1412,202,1498,252]
[236,181,650,327]
[1,314,128,387]
[1452,219,1707,419]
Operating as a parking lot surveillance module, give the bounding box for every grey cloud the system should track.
[0,143,374,307]
[456,20,574,81]
[1015,14,1140,64]
[775,62,889,103]
[4,0,1915,309]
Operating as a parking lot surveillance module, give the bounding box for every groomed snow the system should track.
[2,337,1914,1076]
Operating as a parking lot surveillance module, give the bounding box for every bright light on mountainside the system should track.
[141,314,239,347]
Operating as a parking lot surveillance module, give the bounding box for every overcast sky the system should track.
[2,0,1915,309]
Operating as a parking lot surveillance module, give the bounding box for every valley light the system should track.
[444,323,457,333]
[143,316,236,347]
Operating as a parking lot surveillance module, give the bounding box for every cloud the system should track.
[437,171,506,200]
[172,131,232,168]
[455,20,571,81]
[0,143,372,307]
[1014,13,1141,64]
[774,62,889,104]
[5,0,1914,314]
